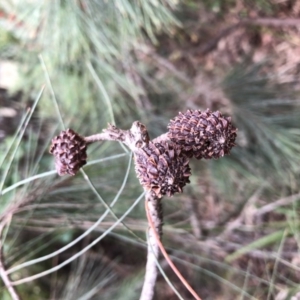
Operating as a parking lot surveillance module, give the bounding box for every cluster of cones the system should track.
[50,109,237,198]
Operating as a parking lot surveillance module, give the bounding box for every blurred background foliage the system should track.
[1,0,300,299]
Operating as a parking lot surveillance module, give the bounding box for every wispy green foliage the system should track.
[222,63,300,182]
[0,0,179,129]
[59,254,115,300]
[2,1,300,299]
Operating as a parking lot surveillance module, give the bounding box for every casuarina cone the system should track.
[49,129,87,176]
[134,141,191,198]
[168,109,237,159]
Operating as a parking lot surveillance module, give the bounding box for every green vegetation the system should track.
[1,0,300,299]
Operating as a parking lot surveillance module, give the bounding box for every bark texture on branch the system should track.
[48,110,236,300]
[140,191,163,300]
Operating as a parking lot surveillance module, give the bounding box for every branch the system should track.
[49,109,234,300]
[140,191,163,300]
[84,121,150,152]
[256,192,300,217]
[145,197,202,300]
[192,17,300,56]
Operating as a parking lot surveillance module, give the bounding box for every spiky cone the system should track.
[134,141,191,198]
[49,129,87,176]
[168,109,237,159]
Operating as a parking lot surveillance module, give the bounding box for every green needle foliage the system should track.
[217,62,300,186]
[2,1,300,299]
[0,0,179,130]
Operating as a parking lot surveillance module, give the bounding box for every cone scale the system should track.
[168,109,237,160]
[134,141,191,198]
[49,129,87,176]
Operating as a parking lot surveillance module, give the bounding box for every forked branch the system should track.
[48,109,237,300]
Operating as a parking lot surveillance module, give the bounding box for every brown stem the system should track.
[84,124,127,144]
[140,191,162,300]
[84,121,151,152]
[193,17,300,56]
[145,200,202,300]
[256,192,300,217]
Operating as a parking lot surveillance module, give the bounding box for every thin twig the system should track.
[10,193,145,286]
[84,121,149,152]
[194,23,241,56]
[219,187,264,239]
[256,192,300,217]
[84,124,126,144]
[185,197,202,239]
[145,199,202,300]
[0,260,20,300]
[140,191,163,300]
[245,17,300,27]
[0,224,20,300]
[192,17,300,56]
[136,45,192,84]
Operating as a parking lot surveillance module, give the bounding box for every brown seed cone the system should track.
[168,109,237,159]
[49,129,87,176]
[134,141,191,198]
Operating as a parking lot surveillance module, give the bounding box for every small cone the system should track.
[168,109,237,159]
[134,141,191,198]
[49,129,87,176]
